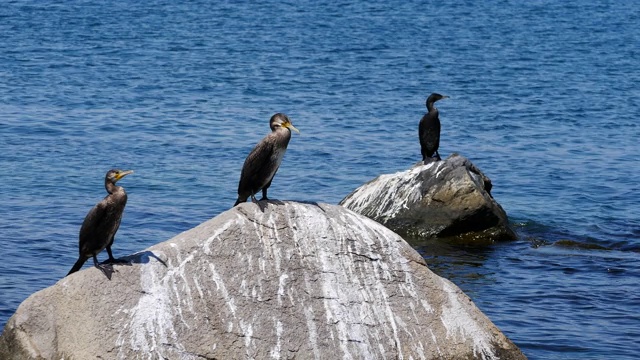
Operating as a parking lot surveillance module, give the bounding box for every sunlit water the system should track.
[1,1,639,359]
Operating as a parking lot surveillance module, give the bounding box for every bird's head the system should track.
[106,169,134,184]
[270,113,300,134]
[426,93,449,110]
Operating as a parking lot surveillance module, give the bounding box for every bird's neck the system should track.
[105,182,122,195]
[275,128,292,144]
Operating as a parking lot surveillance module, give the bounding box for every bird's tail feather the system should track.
[67,256,87,276]
[234,197,247,207]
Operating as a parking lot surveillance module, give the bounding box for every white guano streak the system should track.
[301,204,433,359]
[439,278,496,360]
[341,164,437,221]
[117,217,240,359]
[203,216,239,255]
[116,251,184,360]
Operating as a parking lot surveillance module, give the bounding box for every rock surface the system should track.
[340,154,516,244]
[0,201,525,359]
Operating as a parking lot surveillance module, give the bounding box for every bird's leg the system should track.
[250,193,258,203]
[435,150,442,161]
[260,181,272,201]
[93,255,114,280]
[103,245,130,265]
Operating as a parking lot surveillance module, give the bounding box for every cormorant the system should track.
[234,113,299,206]
[419,93,449,162]
[67,169,133,278]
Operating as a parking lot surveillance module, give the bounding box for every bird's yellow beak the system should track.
[116,170,134,181]
[284,122,300,134]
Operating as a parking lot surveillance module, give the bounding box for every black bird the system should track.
[419,93,449,162]
[234,113,299,206]
[67,169,133,278]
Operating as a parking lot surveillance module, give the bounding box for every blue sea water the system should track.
[1,0,639,358]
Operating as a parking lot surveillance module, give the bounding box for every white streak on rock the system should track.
[303,304,321,359]
[172,252,195,324]
[433,161,449,179]
[193,276,204,299]
[209,263,236,317]
[240,279,249,297]
[315,205,409,359]
[116,245,204,359]
[203,217,237,255]
[439,278,496,360]
[239,320,254,356]
[277,274,289,306]
[270,319,283,359]
[340,166,425,221]
[429,329,442,356]
[117,255,180,359]
[377,279,404,359]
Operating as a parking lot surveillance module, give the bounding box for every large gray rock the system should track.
[340,154,516,244]
[0,201,525,360]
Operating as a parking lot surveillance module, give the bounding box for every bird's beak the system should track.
[116,170,134,181]
[443,95,450,99]
[284,122,300,134]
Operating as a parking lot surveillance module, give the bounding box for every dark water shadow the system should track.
[409,236,496,263]
[404,235,499,284]
[513,220,626,252]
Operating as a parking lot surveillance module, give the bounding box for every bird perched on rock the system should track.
[67,169,133,279]
[419,93,449,162]
[234,113,299,206]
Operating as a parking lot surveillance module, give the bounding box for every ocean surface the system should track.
[1,1,639,358]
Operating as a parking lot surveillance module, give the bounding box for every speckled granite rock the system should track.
[0,201,525,359]
[340,154,516,244]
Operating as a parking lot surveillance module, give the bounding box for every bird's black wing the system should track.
[78,199,110,255]
[238,136,276,194]
[419,114,428,146]
[430,116,441,152]
[419,112,440,158]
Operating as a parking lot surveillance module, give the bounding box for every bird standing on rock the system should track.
[234,113,299,206]
[419,93,449,162]
[67,169,133,279]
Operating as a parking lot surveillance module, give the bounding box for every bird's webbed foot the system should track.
[250,193,259,203]
[93,257,115,280]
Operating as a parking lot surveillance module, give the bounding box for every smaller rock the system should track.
[340,154,516,244]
